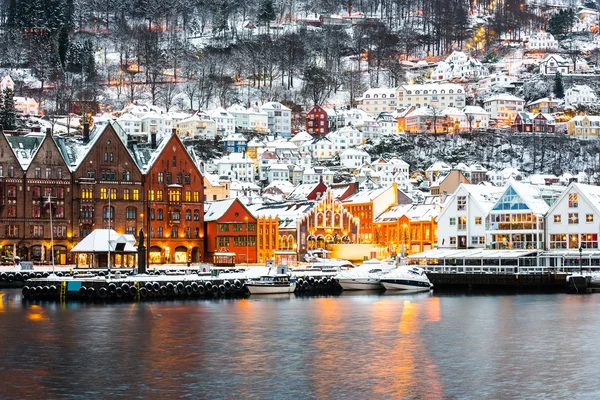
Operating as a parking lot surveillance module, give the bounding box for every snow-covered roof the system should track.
[204,198,237,221]
[287,183,321,200]
[462,106,488,115]
[460,184,505,213]
[264,180,296,194]
[343,186,390,204]
[290,131,313,142]
[71,229,137,253]
[484,93,525,103]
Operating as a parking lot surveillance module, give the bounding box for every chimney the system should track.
[151,131,157,149]
[83,121,89,143]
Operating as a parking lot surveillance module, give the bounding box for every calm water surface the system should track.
[1,290,600,399]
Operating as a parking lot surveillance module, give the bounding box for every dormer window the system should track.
[390,94,395,97]
[382,94,386,98]
[424,90,428,94]
[365,94,370,98]
[374,94,378,98]
[449,90,454,94]
[441,90,445,94]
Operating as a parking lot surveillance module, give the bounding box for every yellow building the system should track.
[568,115,600,139]
[256,215,279,263]
[203,174,230,202]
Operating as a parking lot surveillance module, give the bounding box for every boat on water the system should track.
[379,265,433,291]
[334,259,396,290]
[246,274,297,294]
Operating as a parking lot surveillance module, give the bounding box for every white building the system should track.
[486,181,552,250]
[327,126,365,154]
[437,184,505,249]
[14,97,39,115]
[228,104,269,133]
[266,163,291,184]
[0,75,14,91]
[397,83,466,109]
[565,84,597,107]
[261,102,292,137]
[371,157,410,191]
[208,107,236,136]
[357,87,398,115]
[462,106,490,130]
[477,73,518,94]
[302,166,334,185]
[483,94,525,125]
[545,182,600,250]
[525,32,559,50]
[215,152,255,183]
[538,54,571,75]
[177,113,217,139]
[340,148,371,170]
[431,51,489,82]
[486,167,523,187]
[116,113,142,135]
[141,111,173,137]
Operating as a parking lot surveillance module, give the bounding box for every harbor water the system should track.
[1,290,600,399]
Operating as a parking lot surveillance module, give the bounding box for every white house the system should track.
[426,161,452,185]
[486,167,523,187]
[397,83,466,109]
[302,166,334,185]
[431,51,489,82]
[486,181,553,249]
[14,97,39,115]
[0,75,15,91]
[177,113,217,139]
[116,113,142,135]
[208,107,236,136]
[228,104,269,133]
[545,182,600,250]
[141,111,173,137]
[327,126,365,154]
[483,93,525,125]
[340,148,371,170]
[565,84,597,107]
[302,136,334,160]
[376,112,399,135]
[357,87,398,115]
[525,32,559,50]
[371,157,410,191]
[462,106,490,129]
[215,152,255,183]
[266,163,291,184]
[437,184,505,248]
[538,54,571,75]
[261,102,292,137]
[477,73,518,94]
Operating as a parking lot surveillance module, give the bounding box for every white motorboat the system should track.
[379,265,433,291]
[335,260,396,290]
[246,274,297,294]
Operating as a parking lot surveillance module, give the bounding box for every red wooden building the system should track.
[306,105,330,136]
[204,198,257,265]
[144,133,205,264]
[512,112,556,134]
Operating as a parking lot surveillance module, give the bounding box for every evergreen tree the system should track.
[0,89,17,131]
[257,0,276,27]
[554,72,565,99]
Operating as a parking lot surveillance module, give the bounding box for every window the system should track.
[56,168,62,179]
[186,227,191,238]
[194,227,200,238]
[54,206,64,218]
[110,152,114,162]
[34,167,41,178]
[122,171,131,181]
[104,206,114,219]
[87,170,95,179]
[7,205,17,217]
[220,223,229,232]
[7,185,16,198]
[56,188,64,199]
[171,210,180,221]
[568,213,579,224]
[149,208,155,220]
[157,209,163,220]
[475,217,482,225]
[581,233,598,249]
[157,227,163,238]
[233,223,243,232]
[186,210,192,220]
[123,189,130,200]
[156,190,163,201]
[471,236,479,245]
[185,174,191,184]
[450,237,456,245]
[158,172,164,183]
[32,186,41,198]
[569,193,578,208]
[126,207,136,219]
[194,191,199,202]
[81,188,93,199]
[458,216,467,230]
[185,191,191,202]
[169,190,181,202]
[554,215,561,223]
[586,214,594,223]
[248,223,256,232]
[133,189,139,200]
[170,228,178,238]
[457,196,466,211]
[172,156,176,167]
[31,225,44,237]
[176,173,182,184]
[110,188,117,200]
[54,226,67,238]
[32,206,41,218]
[8,165,14,177]
[126,227,136,235]
[194,210,200,221]
[449,217,456,226]
[100,188,107,199]
[148,190,155,201]
[45,167,52,178]
[166,172,172,184]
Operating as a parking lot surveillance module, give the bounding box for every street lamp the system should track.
[245,216,249,266]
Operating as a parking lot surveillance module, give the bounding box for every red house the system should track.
[512,112,556,134]
[306,105,330,136]
[204,198,257,265]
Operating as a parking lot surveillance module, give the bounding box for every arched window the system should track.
[103,206,114,219]
[194,210,200,221]
[186,210,192,220]
[126,207,136,219]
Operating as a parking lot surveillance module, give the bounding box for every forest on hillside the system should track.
[0,0,558,113]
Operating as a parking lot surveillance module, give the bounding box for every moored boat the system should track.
[246,274,297,294]
[379,266,433,291]
[335,259,396,290]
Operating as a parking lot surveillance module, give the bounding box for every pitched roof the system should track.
[203,198,237,221]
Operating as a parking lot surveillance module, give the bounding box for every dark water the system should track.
[1,290,600,399]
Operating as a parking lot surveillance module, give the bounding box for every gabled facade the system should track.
[145,134,205,264]
[306,105,330,136]
[23,130,73,264]
[512,112,556,134]
[204,198,257,264]
[567,115,600,139]
[545,183,600,250]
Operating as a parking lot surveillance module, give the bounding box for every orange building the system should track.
[256,215,279,263]
[375,203,439,256]
[204,198,257,264]
[144,133,205,264]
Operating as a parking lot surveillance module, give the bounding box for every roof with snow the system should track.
[204,199,237,221]
[71,229,137,253]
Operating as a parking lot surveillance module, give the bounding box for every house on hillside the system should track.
[565,85,597,106]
